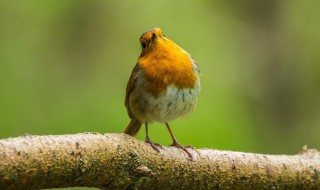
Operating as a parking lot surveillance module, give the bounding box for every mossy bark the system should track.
[0,133,319,189]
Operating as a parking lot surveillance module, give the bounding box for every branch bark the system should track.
[0,133,319,190]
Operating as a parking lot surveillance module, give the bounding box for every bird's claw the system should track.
[170,142,194,161]
[146,138,162,152]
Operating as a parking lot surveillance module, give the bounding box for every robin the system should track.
[124,27,200,160]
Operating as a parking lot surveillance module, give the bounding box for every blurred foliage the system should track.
[0,0,319,179]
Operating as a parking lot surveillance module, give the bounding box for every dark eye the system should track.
[141,42,147,50]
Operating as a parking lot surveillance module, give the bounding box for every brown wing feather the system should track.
[125,63,140,119]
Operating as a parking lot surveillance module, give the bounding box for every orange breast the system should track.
[138,39,196,97]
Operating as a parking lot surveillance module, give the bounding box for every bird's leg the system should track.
[165,123,194,161]
[145,122,161,152]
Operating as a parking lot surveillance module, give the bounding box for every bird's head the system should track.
[139,27,168,53]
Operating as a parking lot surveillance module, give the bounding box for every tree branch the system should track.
[0,133,319,190]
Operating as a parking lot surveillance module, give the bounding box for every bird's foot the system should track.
[145,138,162,152]
[170,141,194,161]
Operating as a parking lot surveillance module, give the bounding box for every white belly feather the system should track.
[129,72,200,123]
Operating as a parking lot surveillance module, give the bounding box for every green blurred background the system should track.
[0,1,319,187]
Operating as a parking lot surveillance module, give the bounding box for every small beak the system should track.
[152,32,157,40]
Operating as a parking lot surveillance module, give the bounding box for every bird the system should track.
[124,27,200,160]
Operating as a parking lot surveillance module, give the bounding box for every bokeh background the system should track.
[0,1,319,188]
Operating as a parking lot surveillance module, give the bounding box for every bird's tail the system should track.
[124,119,142,136]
